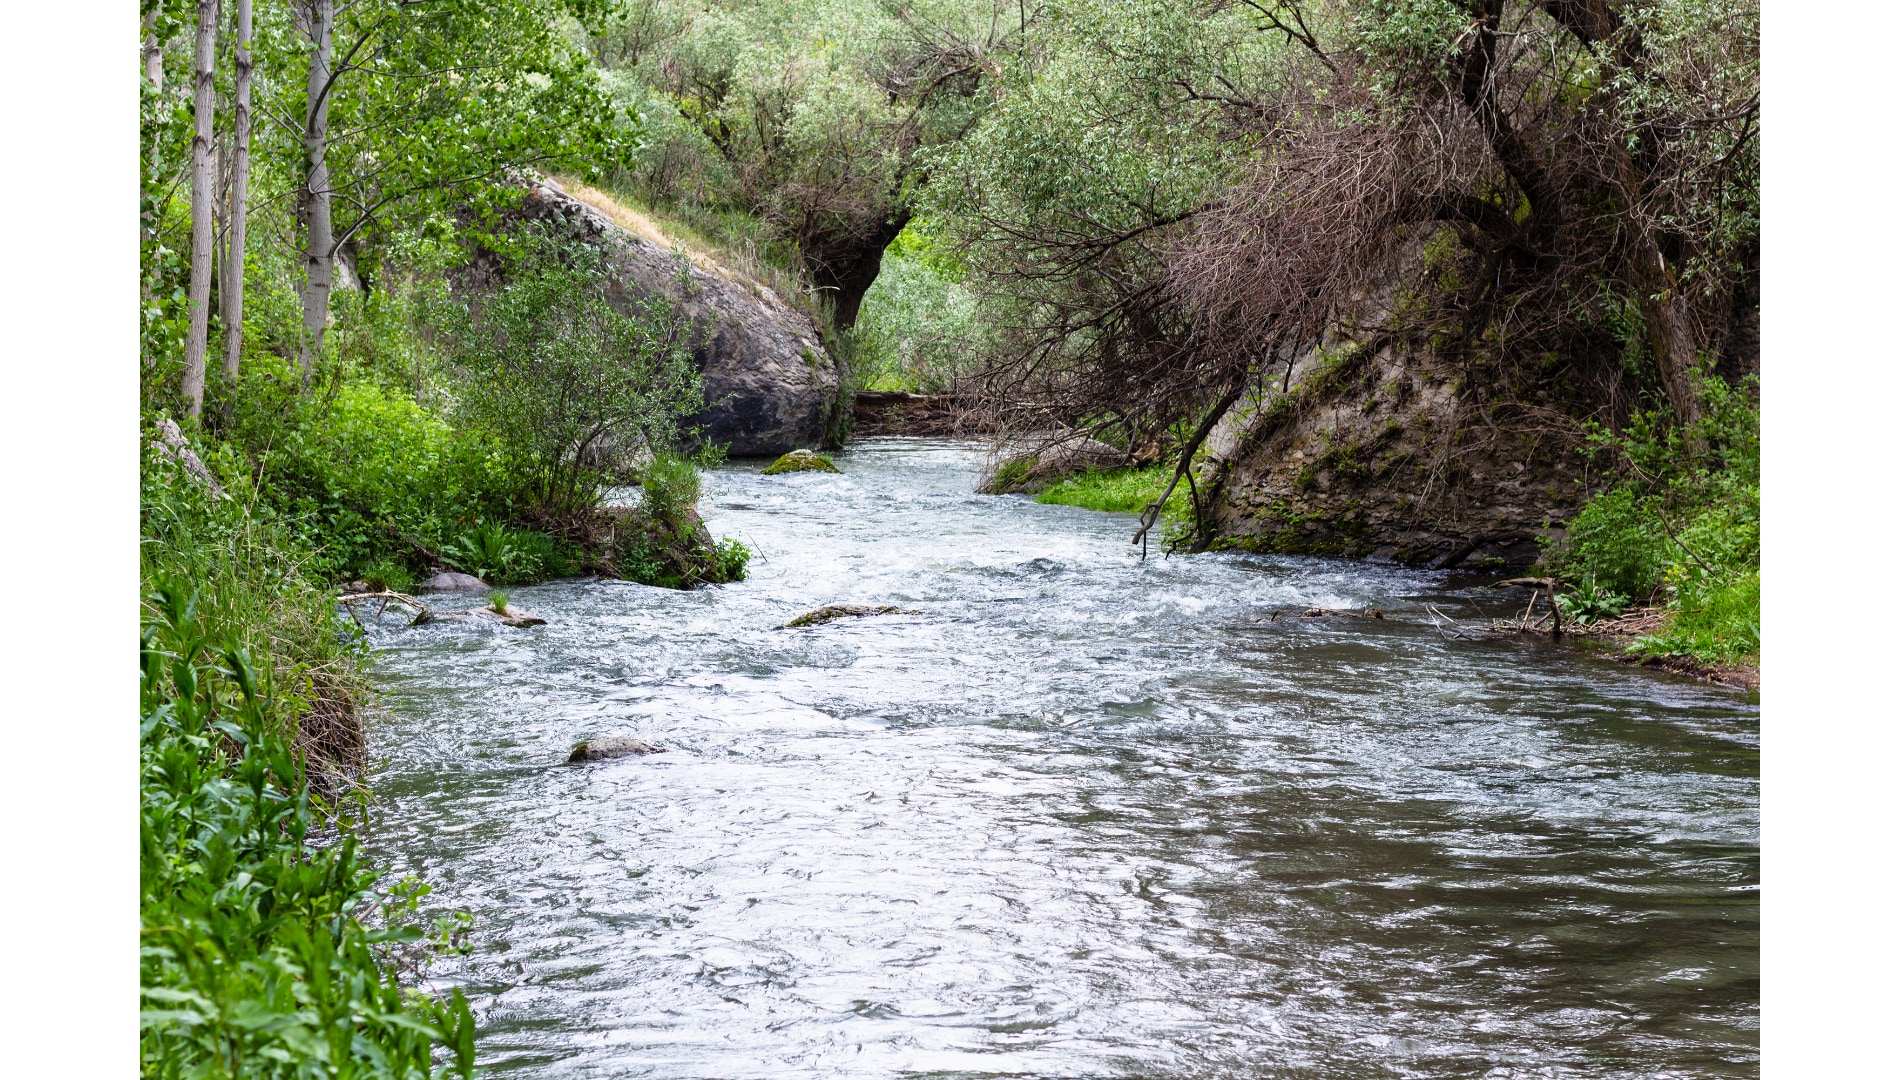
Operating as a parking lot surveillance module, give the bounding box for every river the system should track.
[360,438,1758,1079]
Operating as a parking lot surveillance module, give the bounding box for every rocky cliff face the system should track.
[1194,231,1602,570]
[514,178,846,456]
[1198,343,1589,569]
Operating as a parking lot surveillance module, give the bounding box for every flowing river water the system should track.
[360,438,1758,1079]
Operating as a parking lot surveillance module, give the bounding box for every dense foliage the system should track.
[1549,375,1760,662]
[439,234,706,517]
[585,0,1018,329]
[140,579,479,1078]
[139,1,761,1073]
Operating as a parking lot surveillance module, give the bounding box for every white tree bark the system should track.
[298,0,336,375]
[221,0,253,384]
[142,9,163,91]
[183,0,219,418]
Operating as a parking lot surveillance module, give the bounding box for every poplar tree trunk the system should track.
[183,0,219,418]
[142,9,164,91]
[222,0,253,384]
[297,0,336,375]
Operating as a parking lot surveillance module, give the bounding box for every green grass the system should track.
[1634,569,1761,664]
[1035,464,1190,518]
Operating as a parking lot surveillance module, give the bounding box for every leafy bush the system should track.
[1634,569,1760,662]
[441,521,527,583]
[1547,375,1760,663]
[711,537,752,582]
[359,557,416,594]
[615,455,751,589]
[439,232,706,517]
[225,360,511,581]
[1555,576,1631,625]
[1558,487,1669,599]
[850,222,980,393]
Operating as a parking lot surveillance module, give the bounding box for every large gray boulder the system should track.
[513,179,846,457]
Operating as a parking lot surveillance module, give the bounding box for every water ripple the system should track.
[361,438,1756,1079]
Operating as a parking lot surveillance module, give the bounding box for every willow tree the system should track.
[590,0,1026,328]
[929,0,1757,474]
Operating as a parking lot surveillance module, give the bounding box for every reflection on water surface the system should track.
[362,439,1757,1079]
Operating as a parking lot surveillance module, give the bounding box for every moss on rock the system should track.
[762,449,841,475]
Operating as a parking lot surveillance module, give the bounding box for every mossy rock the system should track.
[784,604,923,628]
[762,449,841,475]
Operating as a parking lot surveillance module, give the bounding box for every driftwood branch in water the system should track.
[338,589,428,609]
[1132,381,1248,557]
[1497,577,1563,640]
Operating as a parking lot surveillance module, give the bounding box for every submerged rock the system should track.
[762,449,841,475]
[470,604,547,628]
[408,602,545,628]
[418,571,490,592]
[569,737,664,762]
[784,604,924,628]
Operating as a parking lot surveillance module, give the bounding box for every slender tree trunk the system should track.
[222,0,253,384]
[1632,238,1703,428]
[142,9,164,91]
[183,0,220,419]
[298,0,336,375]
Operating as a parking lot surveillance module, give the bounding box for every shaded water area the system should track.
[361,439,1757,1079]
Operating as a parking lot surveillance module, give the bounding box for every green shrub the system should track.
[437,231,706,517]
[359,557,415,594]
[225,360,511,581]
[1557,487,1669,599]
[712,537,752,582]
[1547,375,1759,663]
[614,455,751,589]
[850,222,979,393]
[1555,575,1631,625]
[1634,569,1760,662]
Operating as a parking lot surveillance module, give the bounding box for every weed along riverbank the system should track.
[355,439,1757,1078]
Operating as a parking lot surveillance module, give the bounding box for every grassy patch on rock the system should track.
[1034,464,1189,519]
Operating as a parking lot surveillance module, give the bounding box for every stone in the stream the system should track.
[761,449,841,475]
[418,571,490,592]
[408,603,546,628]
[784,604,924,628]
[569,737,664,763]
[471,604,547,628]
